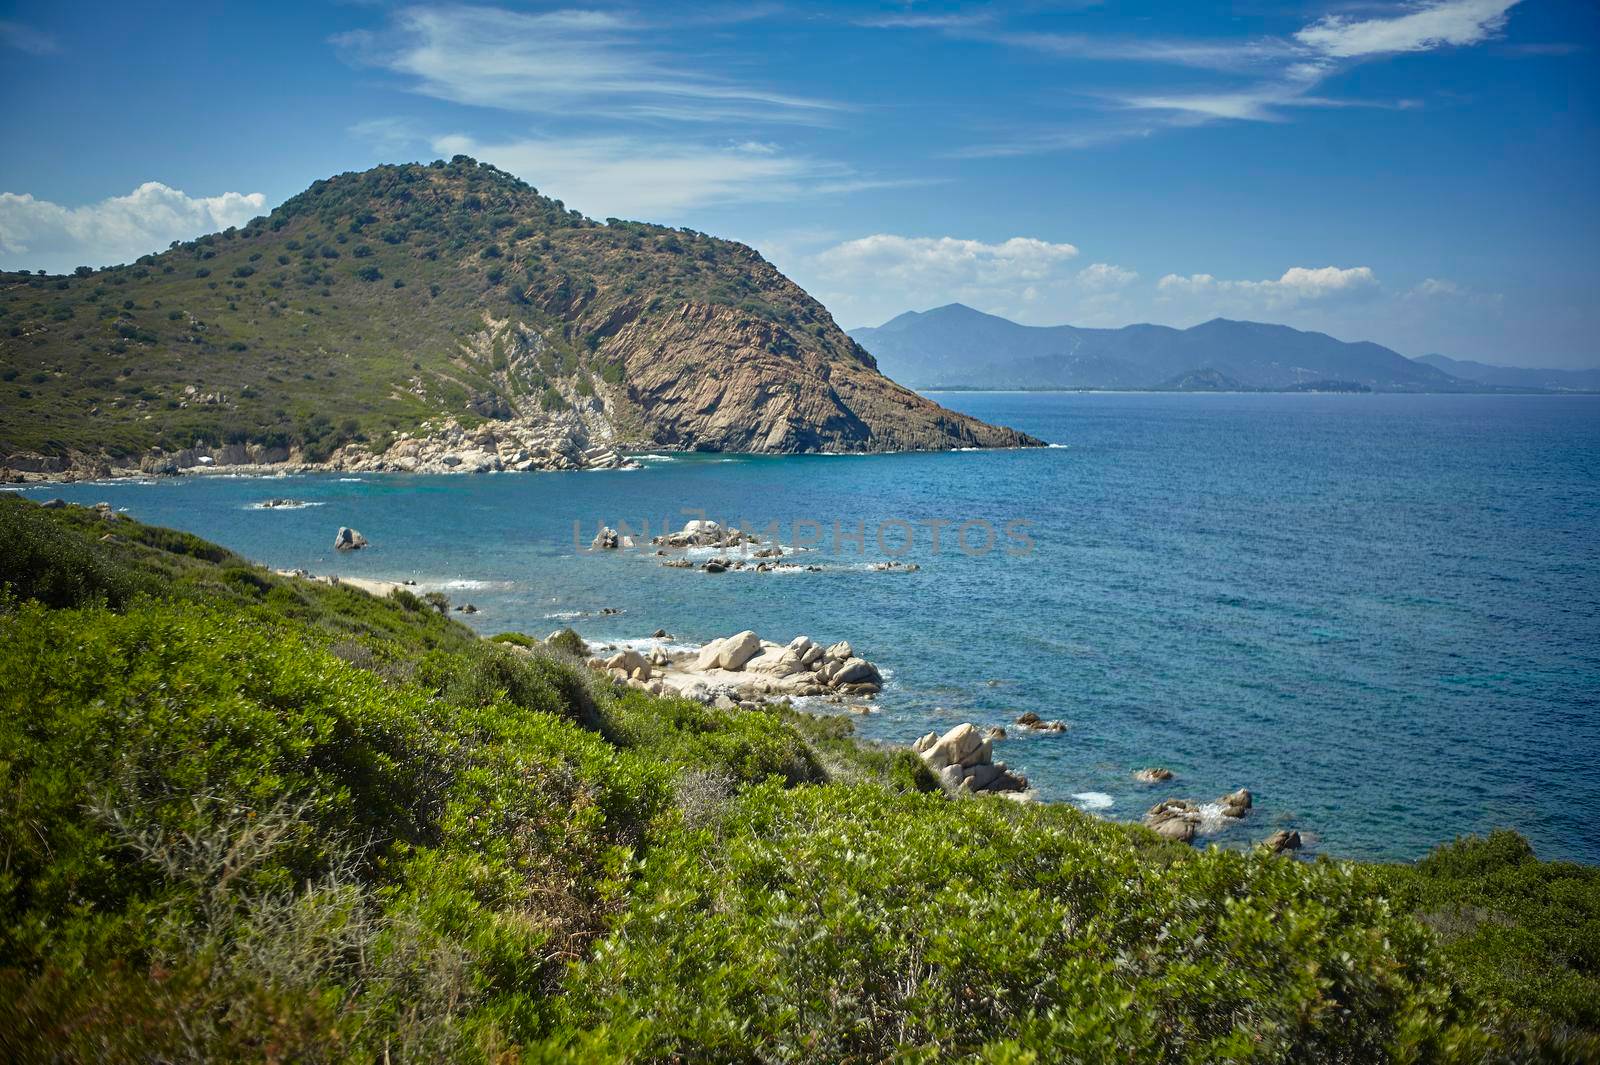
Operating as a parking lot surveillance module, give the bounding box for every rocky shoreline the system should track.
[1,413,641,484]
[571,621,1298,846]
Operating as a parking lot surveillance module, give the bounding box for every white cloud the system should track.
[816,234,1080,286]
[1404,276,1503,306]
[1158,265,1379,306]
[1076,262,1139,290]
[0,183,267,273]
[1295,0,1521,58]
[788,233,1149,327]
[1409,277,1461,297]
[430,133,920,219]
[337,5,836,124]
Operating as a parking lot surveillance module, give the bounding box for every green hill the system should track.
[1,496,1595,1061]
[0,159,1037,479]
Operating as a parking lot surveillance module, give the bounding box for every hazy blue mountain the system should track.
[849,303,1468,392]
[1414,353,1600,392]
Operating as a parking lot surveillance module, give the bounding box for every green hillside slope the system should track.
[0,158,1037,479]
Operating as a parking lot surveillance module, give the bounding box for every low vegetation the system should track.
[1,496,1594,1061]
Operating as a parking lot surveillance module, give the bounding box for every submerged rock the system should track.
[1145,787,1255,844]
[1015,711,1067,733]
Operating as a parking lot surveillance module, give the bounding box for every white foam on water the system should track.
[1196,802,1234,834]
[1071,792,1115,811]
[338,477,363,482]
[609,636,703,656]
[420,578,516,592]
[1047,443,1070,449]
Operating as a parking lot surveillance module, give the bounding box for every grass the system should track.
[0,495,1595,1062]
[0,157,868,463]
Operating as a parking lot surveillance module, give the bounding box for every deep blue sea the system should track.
[14,392,1599,864]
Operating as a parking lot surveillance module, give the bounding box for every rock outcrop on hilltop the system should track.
[1,158,1041,482]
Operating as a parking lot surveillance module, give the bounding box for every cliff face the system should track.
[0,158,1039,479]
[605,302,1036,453]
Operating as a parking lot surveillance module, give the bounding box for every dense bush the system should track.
[0,500,1595,1061]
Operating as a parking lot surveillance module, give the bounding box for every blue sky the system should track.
[1,1,1595,365]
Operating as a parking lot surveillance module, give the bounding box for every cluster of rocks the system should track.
[591,527,634,550]
[6,412,641,483]
[1144,788,1253,844]
[333,526,368,551]
[1014,711,1068,733]
[869,561,921,573]
[585,630,883,703]
[911,723,1029,795]
[355,416,636,475]
[260,498,306,509]
[650,519,763,550]
[697,558,819,574]
[37,498,122,523]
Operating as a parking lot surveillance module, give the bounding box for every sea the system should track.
[13,391,1599,864]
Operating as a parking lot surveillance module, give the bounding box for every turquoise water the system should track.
[15,392,1599,863]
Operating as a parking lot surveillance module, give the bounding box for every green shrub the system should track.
[545,627,586,657]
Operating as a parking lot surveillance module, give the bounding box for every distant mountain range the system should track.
[848,303,1596,393]
[1413,353,1600,393]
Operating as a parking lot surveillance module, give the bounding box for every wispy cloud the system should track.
[428,133,930,219]
[1110,2,1521,123]
[871,0,1526,147]
[0,183,267,273]
[0,19,59,55]
[335,4,838,125]
[987,31,1298,72]
[1294,0,1520,58]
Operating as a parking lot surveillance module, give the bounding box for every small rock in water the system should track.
[1133,767,1175,783]
[1219,787,1253,819]
[1262,829,1302,853]
[984,726,1007,741]
[590,526,633,550]
[1015,711,1067,733]
[333,526,368,551]
[652,627,669,638]
[1144,799,1202,843]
